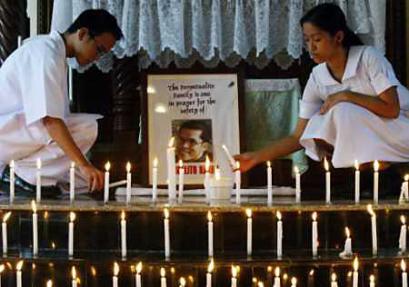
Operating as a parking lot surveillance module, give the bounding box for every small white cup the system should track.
[209,176,233,205]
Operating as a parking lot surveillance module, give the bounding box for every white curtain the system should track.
[51,0,386,72]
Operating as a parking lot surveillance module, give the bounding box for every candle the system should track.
[104,162,111,203]
[354,160,360,204]
[135,262,142,287]
[373,161,379,204]
[204,156,211,203]
[343,227,353,256]
[46,280,53,287]
[68,212,76,257]
[246,209,252,256]
[167,137,177,203]
[120,211,127,258]
[179,277,186,287]
[160,268,167,287]
[152,158,158,202]
[352,257,359,287]
[267,161,273,206]
[324,158,331,203]
[9,160,15,203]
[164,208,170,258]
[178,160,184,204]
[2,212,11,256]
[32,200,38,256]
[235,161,241,205]
[369,274,375,287]
[206,259,214,287]
[208,211,214,257]
[277,211,283,258]
[71,266,78,287]
[231,266,238,287]
[0,264,4,287]
[400,175,409,203]
[16,260,23,287]
[274,267,281,287]
[290,277,297,287]
[311,212,318,257]
[402,260,408,287]
[126,162,132,204]
[36,158,41,202]
[112,262,119,287]
[258,282,264,287]
[294,166,301,203]
[222,144,237,168]
[331,273,338,287]
[17,35,22,47]
[367,204,377,255]
[400,215,407,253]
[70,162,75,203]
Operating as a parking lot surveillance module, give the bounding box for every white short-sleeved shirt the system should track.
[299,45,409,119]
[0,31,69,126]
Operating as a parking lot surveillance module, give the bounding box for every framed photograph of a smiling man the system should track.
[144,73,242,185]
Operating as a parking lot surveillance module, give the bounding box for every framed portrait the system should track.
[142,73,242,185]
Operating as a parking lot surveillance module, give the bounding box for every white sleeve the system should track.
[19,47,67,125]
[299,73,323,119]
[363,46,400,95]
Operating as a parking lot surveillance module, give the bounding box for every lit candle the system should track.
[47,279,53,287]
[152,158,158,202]
[369,274,375,287]
[160,268,167,287]
[208,211,214,257]
[331,273,338,287]
[277,211,283,258]
[178,160,184,204]
[235,161,241,205]
[179,277,186,287]
[0,264,4,287]
[294,166,301,203]
[373,161,379,204]
[274,267,281,287]
[135,262,142,287]
[2,212,11,256]
[222,144,237,168]
[290,277,297,287]
[342,227,353,256]
[206,259,214,287]
[167,137,177,203]
[231,266,238,287]
[324,158,331,204]
[204,156,211,203]
[36,158,41,202]
[267,161,273,206]
[9,160,15,203]
[402,259,408,287]
[247,209,252,256]
[353,257,359,287]
[367,204,377,255]
[68,212,76,257]
[120,211,127,258]
[354,160,360,204]
[16,260,23,287]
[400,175,409,203]
[164,208,170,258]
[312,212,318,257]
[32,200,38,256]
[112,262,119,287]
[104,162,111,203]
[258,282,264,287]
[126,162,132,204]
[70,162,75,203]
[71,266,78,287]
[400,215,407,253]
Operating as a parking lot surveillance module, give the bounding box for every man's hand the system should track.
[233,152,260,173]
[319,91,348,114]
[78,163,105,192]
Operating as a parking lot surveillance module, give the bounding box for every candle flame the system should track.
[405,174,409,181]
[0,264,4,273]
[331,273,337,282]
[178,160,183,168]
[31,200,37,213]
[71,161,75,169]
[207,259,214,273]
[205,156,210,171]
[46,280,53,287]
[231,265,237,278]
[71,266,77,279]
[402,259,407,271]
[160,267,166,277]
[179,277,186,287]
[105,161,111,171]
[3,211,11,223]
[69,212,76,222]
[168,137,175,148]
[324,158,329,171]
[291,277,297,286]
[126,162,131,173]
[113,262,119,276]
[207,211,212,222]
[354,160,359,170]
[274,267,280,277]
[374,160,379,171]
[153,157,158,168]
[16,260,23,270]
[258,282,265,287]
[369,274,375,283]
[283,273,288,280]
[276,211,282,220]
[367,204,375,216]
[267,161,271,168]
[294,166,299,174]
[312,212,317,221]
[164,208,169,219]
[121,211,126,221]
[10,160,15,168]
[36,158,42,169]
[236,161,240,169]
[136,262,142,274]
[215,167,221,180]
[353,257,359,271]
[246,208,252,218]
[345,227,350,238]
[401,215,406,225]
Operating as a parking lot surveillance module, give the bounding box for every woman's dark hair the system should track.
[65,9,123,40]
[300,3,363,48]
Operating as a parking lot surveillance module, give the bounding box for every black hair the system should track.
[179,120,211,143]
[65,9,123,40]
[300,3,363,48]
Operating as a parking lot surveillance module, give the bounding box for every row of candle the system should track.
[0,258,407,287]
[1,204,405,259]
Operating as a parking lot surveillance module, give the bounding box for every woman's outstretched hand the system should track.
[233,152,260,173]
